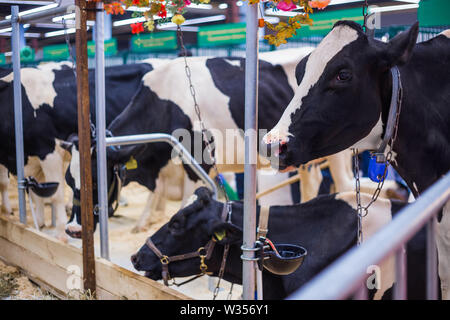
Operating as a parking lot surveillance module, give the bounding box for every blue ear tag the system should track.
[368,155,387,183]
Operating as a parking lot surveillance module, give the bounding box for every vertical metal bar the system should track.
[95,1,109,261]
[242,2,259,301]
[76,0,96,294]
[11,6,27,224]
[394,245,407,300]
[256,265,263,300]
[426,218,438,300]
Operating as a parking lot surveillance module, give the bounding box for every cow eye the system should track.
[337,70,352,82]
[171,220,181,229]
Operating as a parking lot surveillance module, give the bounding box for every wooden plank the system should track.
[0,216,189,300]
[75,0,96,293]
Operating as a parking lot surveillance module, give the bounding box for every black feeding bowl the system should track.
[263,244,307,276]
[26,178,59,198]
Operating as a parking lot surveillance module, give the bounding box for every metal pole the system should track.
[105,133,217,199]
[242,2,259,300]
[76,0,96,294]
[0,4,71,28]
[288,172,450,300]
[393,245,407,300]
[11,6,27,224]
[95,1,109,261]
[426,218,438,299]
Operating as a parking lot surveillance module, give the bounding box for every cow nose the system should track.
[261,140,282,159]
[131,253,140,269]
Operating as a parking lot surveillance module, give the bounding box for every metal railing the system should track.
[288,171,450,300]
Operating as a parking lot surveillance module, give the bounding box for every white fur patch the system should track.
[142,57,239,166]
[0,68,57,112]
[351,116,384,150]
[69,146,81,190]
[140,58,170,69]
[336,192,395,299]
[439,29,450,38]
[37,61,73,71]
[66,219,82,232]
[263,25,359,144]
[183,194,198,208]
[260,47,314,92]
[224,59,241,68]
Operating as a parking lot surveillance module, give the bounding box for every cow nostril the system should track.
[131,254,138,266]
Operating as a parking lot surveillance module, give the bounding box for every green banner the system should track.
[419,0,450,27]
[0,53,6,65]
[87,38,118,57]
[294,7,364,38]
[198,23,246,47]
[131,32,177,53]
[43,44,69,61]
[20,46,35,63]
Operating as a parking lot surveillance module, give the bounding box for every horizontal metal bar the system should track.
[0,4,71,28]
[105,133,218,199]
[288,171,450,300]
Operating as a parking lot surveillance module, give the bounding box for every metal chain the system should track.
[177,25,233,300]
[176,25,229,203]
[62,18,77,78]
[352,68,404,246]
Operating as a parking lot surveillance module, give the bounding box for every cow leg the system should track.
[436,200,450,300]
[298,164,322,202]
[0,164,12,215]
[29,190,46,228]
[131,190,164,233]
[40,150,68,243]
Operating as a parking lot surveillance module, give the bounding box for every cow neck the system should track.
[379,66,438,196]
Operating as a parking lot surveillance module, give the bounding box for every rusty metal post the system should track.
[75,0,96,295]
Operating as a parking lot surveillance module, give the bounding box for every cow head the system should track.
[62,136,129,238]
[262,20,419,169]
[131,187,242,280]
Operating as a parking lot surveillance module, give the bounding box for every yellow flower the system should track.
[144,20,155,32]
[171,14,185,25]
[200,0,211,3]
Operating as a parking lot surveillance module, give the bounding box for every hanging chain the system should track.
[177,25,233,300]
[352,68,403,246]
[62,18,77,78]
[176,25,229,203]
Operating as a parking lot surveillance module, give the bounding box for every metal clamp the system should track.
[240,244,260,261]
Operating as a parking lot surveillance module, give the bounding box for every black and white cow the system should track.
[65,48,404,236]
[131,187,428,300]
[64,48,314,233]
[0,61,155,241]
[263,21,450,298]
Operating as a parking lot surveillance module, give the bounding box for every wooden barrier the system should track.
[256,160,329,200]
[0,216,190,300]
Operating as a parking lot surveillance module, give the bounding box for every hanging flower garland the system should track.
[97,0,330,46]
[255,0,330,46]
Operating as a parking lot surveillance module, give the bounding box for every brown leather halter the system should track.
[145,203,231,287]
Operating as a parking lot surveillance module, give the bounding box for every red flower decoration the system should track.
[158,3,167,18]
[132,0,140,5]
[131,22,144,34]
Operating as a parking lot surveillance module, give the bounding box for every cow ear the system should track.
[383,22,419,67]
[209,221,242,245]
